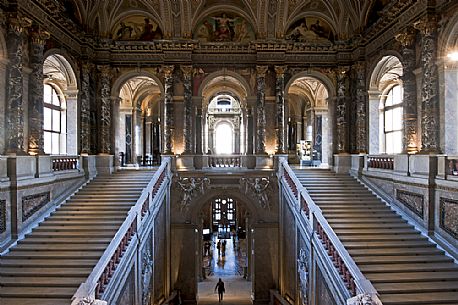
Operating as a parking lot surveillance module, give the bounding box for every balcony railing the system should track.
[208,155,241,168]
[51,156,79,171]
[367,155,394,170]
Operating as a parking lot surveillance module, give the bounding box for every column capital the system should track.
[162,65,175,78]
[414,15,438,36]
[7,14,32,33]
[98,64,113,78]
[395,27,416,47]
[274,65,287,76]
[256,65,268,77]
[180,65,193,77]
[30,28,50,45]
[335,66,350,77]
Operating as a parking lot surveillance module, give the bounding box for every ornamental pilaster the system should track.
[80,61,94,154]
[395,28,418,153]
[163,65,175,154]
[98,65,113,154]
[256,65,268,154]
[414,15,440,153]
[28,28,50,155]
[335,66,350,154]
[353,62,368,153]
[275,65,286,154]
[5,14,32,155]
[181,65,193,154]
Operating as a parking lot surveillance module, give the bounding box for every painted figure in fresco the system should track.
[234,19,249,42]
[212,13,235,41]
[116,21,133,40]
[140,18,161,40]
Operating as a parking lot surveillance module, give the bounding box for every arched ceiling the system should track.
[61,0,385,41]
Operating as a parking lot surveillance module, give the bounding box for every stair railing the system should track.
[278,158,382,304]
[71,157,172,305]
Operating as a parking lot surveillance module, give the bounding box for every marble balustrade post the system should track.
[27,28,49,155]
[162,65,175,154]
[275,65,286,154]
[396,28,418,153]
[97,65,113,154]
[181,65,193,154]
[256,65,268,154]
[80,61,93,155]
[335,67,350,154]
[353,62,368,153]
[5,15,32,155]
[414,15,440,153]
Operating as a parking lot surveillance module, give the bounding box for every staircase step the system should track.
[367,271,458,283]
[0,276,85,287]
[349,247,443,256]
[0,287,75,298]
[0,267,92,276]
[360,262,458,273]
[0,298,71,305]
[354,255,453,264]
[379,291,458,305]
[0,258,96,267]
[375,281,458,294]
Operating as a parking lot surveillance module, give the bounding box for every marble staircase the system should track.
[0,170,156,305]
[293,168,458,305]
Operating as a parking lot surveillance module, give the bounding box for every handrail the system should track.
[208,154,241,168]
[51,155,80,171]
[279,159,380,301]
[367,155,394,170]
[71,157,171,304]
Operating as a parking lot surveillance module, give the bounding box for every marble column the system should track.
[162,65,175,154]
[5,15,32,155]
[396,28,419,153]
[353,62,368,153]
[247,107,254,155]
[181,65,193,154]
[80,61,93,155]
[414,15,440,153]
[27,28,49,155]
[195,107,203,154]
[335,67,350,154]
[98,65,112,154]
[275,66,286,154]
[256,65,268,154]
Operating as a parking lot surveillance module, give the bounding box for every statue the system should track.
[240,177,270,209]
[347,294,383,305]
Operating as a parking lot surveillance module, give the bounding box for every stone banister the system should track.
[278,158,380,303]
[367,155,394,170]
[51,155,80,171]
[71,157,171,304]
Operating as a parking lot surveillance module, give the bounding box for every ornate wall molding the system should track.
[439,197,458,239]
[22,192,50,221]
[396,189,424,218]
[0,199,5,233]
[175,176,210,212]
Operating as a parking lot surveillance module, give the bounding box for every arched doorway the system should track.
[115,75,162,166]
[286,76,330,166]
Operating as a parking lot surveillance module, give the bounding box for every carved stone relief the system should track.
[176,176,210,212]
[396,189,424,218]
[439,197,458,239]
[22,192,50,221]
[98,65,113,154]
[141,235,153,305]
[346,293,383,305]
[240,177,271,210]
[297,247,309,305]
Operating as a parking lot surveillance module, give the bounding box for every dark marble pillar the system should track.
[80,61,93,154]
[256,65,268,154]
[275,65,286,154]
[396,28,418,154]
[353,62,368,153]
[163,65,175,154]
[247,107,254,155]
[5,15,32,155]
[181,65,193,154]
[98,65,112,154]
[414,15,440,153]
[195,107,202,154]
[335,67,350,154]
[27,28,49,155]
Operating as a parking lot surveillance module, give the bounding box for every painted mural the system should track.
[194,13,255,43]
[286,17,334,43]
[112,15,163,40]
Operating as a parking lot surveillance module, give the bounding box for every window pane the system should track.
[52,90,60,106]
[44,131,51,154]
[392,131,402,154]
[44,107,52,130]
[385,109,393,132]
[386,132,394,154]
[392,86,403,105]
[44,85,52,104]
[52,110,60,132]
[392,107,403,130]
[52,133,60,154]
[215,213,220,220]
[61,111,67,132]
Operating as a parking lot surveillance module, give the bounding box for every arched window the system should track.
[383,85,403,154]
[215,122,233,154]
[44,84,66,154]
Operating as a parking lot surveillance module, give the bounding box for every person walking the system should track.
[214,278,225,302]
[217,240,221,256]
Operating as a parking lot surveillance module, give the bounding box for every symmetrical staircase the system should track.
[293,168,458,305]
[0,170,155,305]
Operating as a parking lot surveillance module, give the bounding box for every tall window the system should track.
[44,84,66,154]
[215,122,233,154]
[383,85,403,154]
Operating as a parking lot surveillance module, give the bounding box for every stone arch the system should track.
[112,70,164,97]
[368,51,402,91]
[198,69,252,99]
[285,70,334,97]
[43,49,79,90]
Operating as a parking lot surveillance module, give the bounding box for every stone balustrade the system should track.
[367,155,394,170]
[208,155,241,167]
[51,156,79,171]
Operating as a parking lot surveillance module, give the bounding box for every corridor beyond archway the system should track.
[198,237,251,304]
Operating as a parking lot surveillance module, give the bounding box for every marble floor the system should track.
[198,237,252,305]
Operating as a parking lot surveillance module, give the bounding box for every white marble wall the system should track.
[443,68,458,155]
[368,91,381,154]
